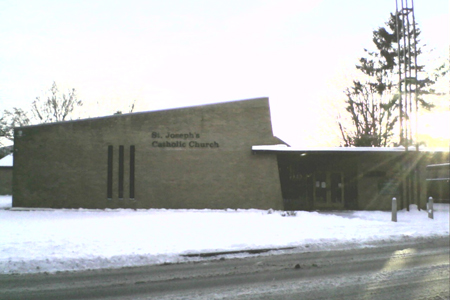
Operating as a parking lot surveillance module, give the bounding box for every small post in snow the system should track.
[428,197,434,219]
[392,197,397,222]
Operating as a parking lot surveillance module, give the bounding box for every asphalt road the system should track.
[1,237,449,300]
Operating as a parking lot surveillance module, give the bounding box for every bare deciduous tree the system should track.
[1,82,82,146]
[32,81,83,123]
[0,108,31,143]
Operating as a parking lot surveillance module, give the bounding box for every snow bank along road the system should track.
[1,236,448,300]
[1,193,448,275]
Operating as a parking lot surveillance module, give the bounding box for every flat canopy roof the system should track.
[427,163,450,168]
[252,144,449,154]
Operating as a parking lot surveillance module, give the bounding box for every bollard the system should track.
[428,197,434,219]
[392,197,397,222]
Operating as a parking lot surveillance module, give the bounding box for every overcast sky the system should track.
[0,0,448,146]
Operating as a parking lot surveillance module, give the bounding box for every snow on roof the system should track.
[0,154,13,167]
[427,163,450,168]
[252,145,448,153]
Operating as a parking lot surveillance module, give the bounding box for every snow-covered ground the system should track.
[0,195,448,274]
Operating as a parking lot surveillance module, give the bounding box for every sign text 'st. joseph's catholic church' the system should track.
[151,131,220,148]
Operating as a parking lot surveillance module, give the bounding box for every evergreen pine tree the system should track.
[338,13,436,147]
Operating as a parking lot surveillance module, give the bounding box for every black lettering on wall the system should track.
[118,145,124,199]
[107,145,113,199]
[130,145,135,199]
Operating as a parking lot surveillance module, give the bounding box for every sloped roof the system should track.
[0,154,13,167]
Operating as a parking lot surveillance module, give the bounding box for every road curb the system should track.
[181,247,296,258]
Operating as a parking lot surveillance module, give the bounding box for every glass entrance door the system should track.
[314,172,327,204]
[314,171,344,208]
[330,172,343,204]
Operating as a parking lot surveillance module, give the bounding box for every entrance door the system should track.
[314,172,327,204]
[314,172,344,209]
[330,172,344,204]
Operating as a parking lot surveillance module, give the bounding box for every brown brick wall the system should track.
[0,167,12,195]
[12,98,283,209]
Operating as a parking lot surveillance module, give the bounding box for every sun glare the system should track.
[418,111,450,148]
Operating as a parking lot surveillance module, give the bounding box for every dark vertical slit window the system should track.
[129,145,135,199]
[118,145,124,199]
[107,145,113,199]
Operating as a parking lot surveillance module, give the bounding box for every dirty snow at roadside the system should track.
[0,195,448,274]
